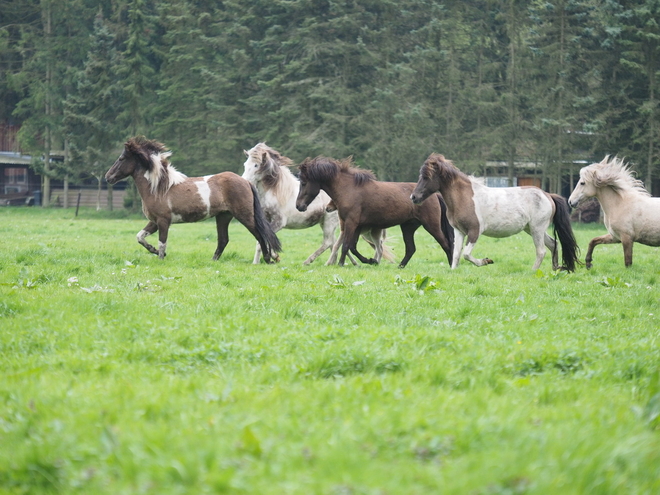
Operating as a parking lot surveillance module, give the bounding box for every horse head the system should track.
[411,154,451,204]
[295,158,323,212]
[105,137,163,184]
[242,143,292,188]
[568,156,644,208]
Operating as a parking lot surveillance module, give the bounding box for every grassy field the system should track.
[1,206,659,494]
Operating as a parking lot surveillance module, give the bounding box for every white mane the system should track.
[144,151,187,195]
[247,143,296,201]
[581,155,650,197]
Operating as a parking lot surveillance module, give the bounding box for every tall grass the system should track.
[1,207,659,494]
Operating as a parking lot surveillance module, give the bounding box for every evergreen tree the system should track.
[64,10,122,209]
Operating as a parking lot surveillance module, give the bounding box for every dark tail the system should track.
[437,193,455,264]
[251,184,282,262]
[550,194,580,272]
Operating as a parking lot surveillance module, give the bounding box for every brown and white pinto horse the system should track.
[295,156,454,268]
[105,137,281,262]
[411,154,579,272]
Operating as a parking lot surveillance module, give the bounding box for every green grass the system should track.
[1,207,659,494]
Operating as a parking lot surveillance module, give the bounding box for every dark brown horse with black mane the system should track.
[295,156,454,267]
[105,137,281,262]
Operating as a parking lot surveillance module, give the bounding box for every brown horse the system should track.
[295,156,454,267]
[105,137,281,262]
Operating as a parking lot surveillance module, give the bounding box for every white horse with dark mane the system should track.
[243,143,391,265]
[569,155,660,268]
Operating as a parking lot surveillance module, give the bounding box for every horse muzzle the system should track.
[105,173,118,185]
[296,202,308,212]
[410,193,423,205]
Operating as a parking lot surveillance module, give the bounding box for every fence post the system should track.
[75,190,82,217]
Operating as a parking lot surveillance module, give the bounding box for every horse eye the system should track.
[579,181,585,185]
[254,163,258,168]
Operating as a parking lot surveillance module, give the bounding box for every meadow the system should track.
[0,207,659,494]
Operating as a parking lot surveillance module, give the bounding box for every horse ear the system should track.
[243,150,249,157]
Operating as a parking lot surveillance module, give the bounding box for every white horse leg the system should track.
[451,229,465,269]
[252,242,262,264]
[530,231,547,271]
[461,241,490,267]
[370,229,384,263]
[305,212,338,265]
[137,221,159,255]
[461,233,494,267]
[543,233,558,270]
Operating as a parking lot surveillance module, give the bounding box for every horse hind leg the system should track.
[213,213,232,260]
[543,232,558,270]
[398,223,419,268]
[137,221,159,255]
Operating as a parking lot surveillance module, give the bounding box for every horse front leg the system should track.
[347,226,378,265]
[327,220,358,266]
[621,234,634,267]
[305,213,337,265]
[461,231,493,267]
[584,234,618,269]
[137,221,159,255]
[451,229,465,269]
[156,218,171,260]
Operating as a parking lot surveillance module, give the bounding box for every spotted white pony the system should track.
[569,155,660,268]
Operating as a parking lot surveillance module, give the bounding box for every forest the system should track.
[1,0,659,203]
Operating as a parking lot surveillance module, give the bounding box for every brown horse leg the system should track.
[621,235,634,267]
[156,218,171,259]
[398,223,419,268]
[213,213,233,260]
[585,233,618,269]
[421,220,452,265]
[137,221,159,255]
[339,224,373,266]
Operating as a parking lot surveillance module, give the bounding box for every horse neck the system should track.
[319,170,350,204]
[132,168,160,203]
[435,174,471,209]
[271,166,299,205]
[595,186,625,214]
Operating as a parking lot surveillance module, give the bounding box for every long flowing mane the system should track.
[298,156,376,186]
[125,136,187,195]
[581,156,650,197]
[247,142,294,190]
[422,153,468,183]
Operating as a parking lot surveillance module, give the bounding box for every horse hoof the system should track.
[586,262,592,270]
[368,258,378,265]
[485,258,494,265]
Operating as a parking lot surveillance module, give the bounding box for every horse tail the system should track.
[550,193,580,272]
[250,183,282,260]
[437,193,455,264]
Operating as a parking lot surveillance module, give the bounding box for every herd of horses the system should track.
[105,137,660,270]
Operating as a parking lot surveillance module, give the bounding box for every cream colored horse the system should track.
[569,156,660,268]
